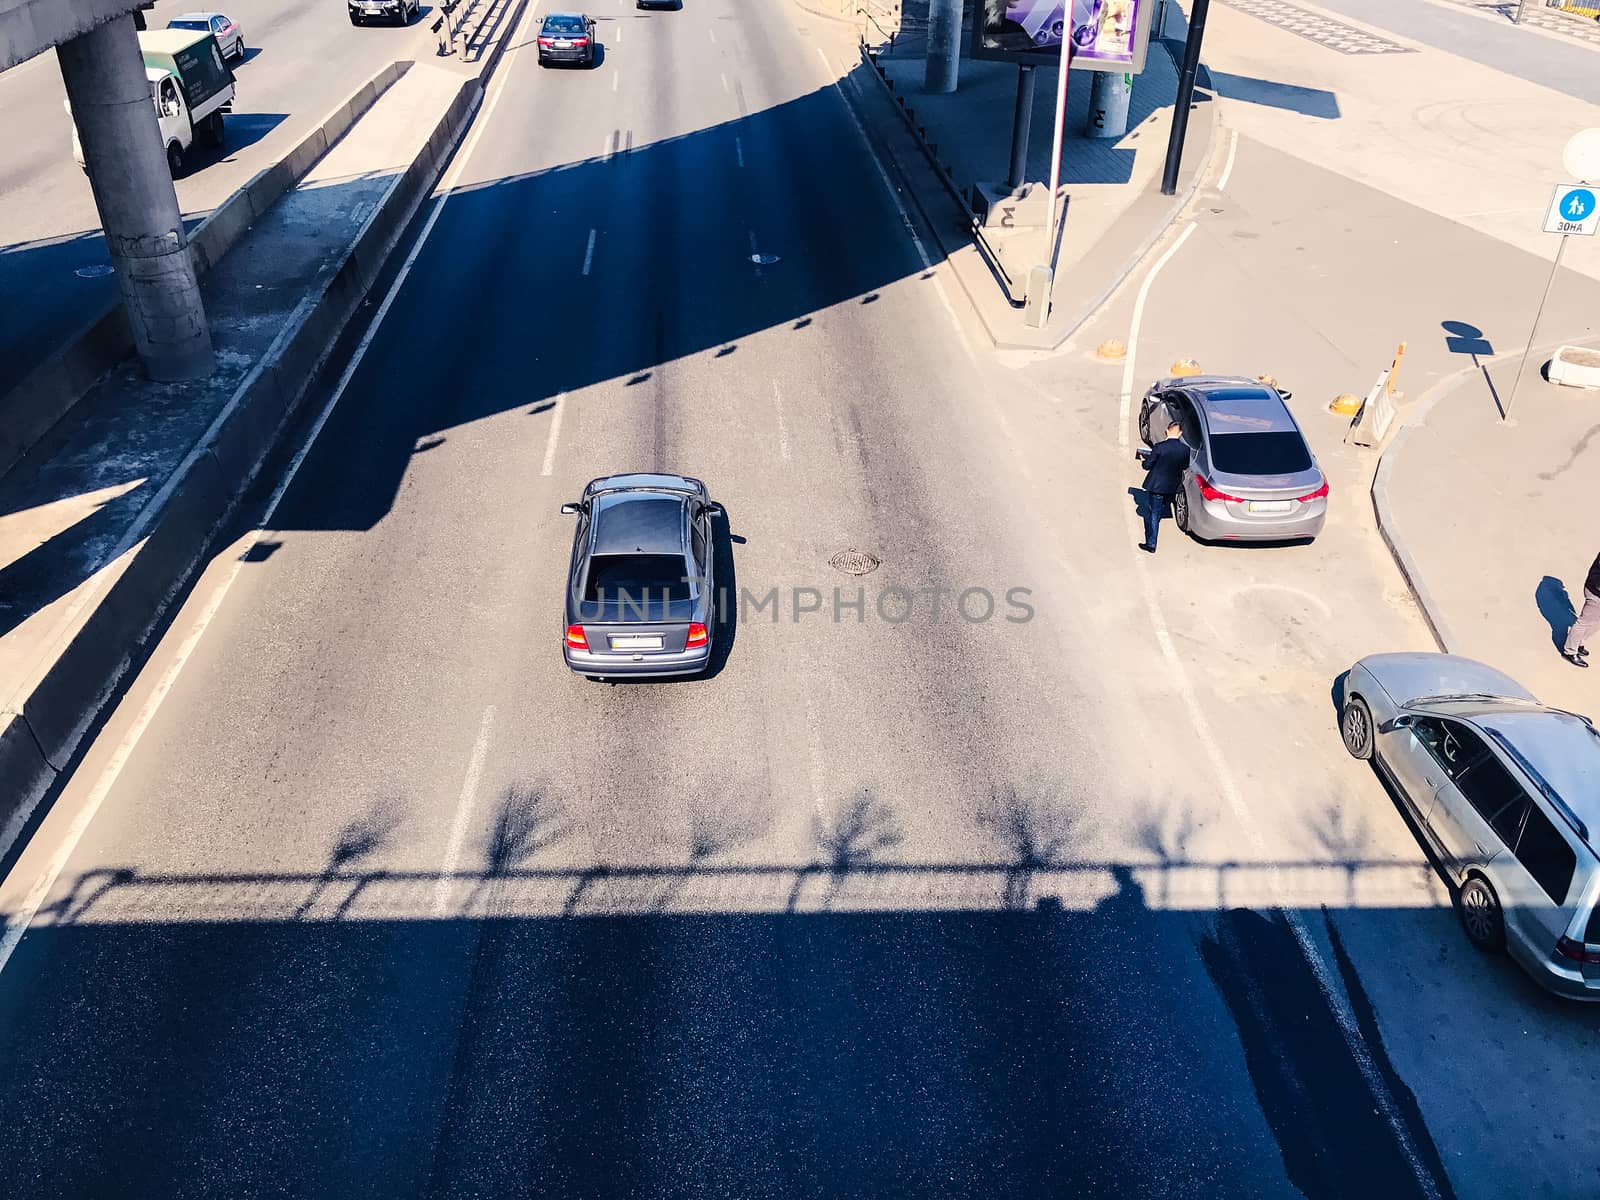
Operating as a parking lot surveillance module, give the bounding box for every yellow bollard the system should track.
[1097,338,1128,361]
[1170,358,1201,377]
[1328,393,1362,415]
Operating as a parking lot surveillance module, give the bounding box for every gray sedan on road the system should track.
[561,473,721,680]
[1339,653,1600,1000]
[1139,375,1328,543]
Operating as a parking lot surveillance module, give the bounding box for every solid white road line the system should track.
[0,0,544,980]
[772,380,792,462]
[1116,219,1441,1200]
[814,50,974,364]
[433,705,497,916]
[1117,221,1196,449]
[540,393,566,476]
[721,72,730,94]
[582,228,597,275]
[1217,128,1239,193]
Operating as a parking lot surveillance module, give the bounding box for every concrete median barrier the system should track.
[0,34,515,857]
[0,60,412,480]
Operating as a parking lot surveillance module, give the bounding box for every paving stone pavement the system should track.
[1218,0,1418,53]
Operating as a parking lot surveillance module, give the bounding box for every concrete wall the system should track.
[0,0,143,72]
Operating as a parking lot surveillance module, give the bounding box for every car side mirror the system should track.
[1386,714,1414,732]
[560,503,580,515]
[703,501,724,517]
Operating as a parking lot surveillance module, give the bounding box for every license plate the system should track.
[1248,500,1293,514]
[555,39,571,46]
[610,634,662,650]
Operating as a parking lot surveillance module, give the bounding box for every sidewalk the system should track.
[846,1,1214,349]
[0,4,526,852]
[1375,339,1600,712]
[1434,0,1600,49]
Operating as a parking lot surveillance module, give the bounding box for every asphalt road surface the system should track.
[0,0,440,398]
[1,0,1593,1196]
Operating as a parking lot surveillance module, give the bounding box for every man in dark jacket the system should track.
[1562,549,1600,668]
[1136,419,1190,553]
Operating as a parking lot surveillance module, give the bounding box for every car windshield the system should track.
[1209,431,1312,475]
[543,15,586,33]
[168,19,210,29]
[584,554,691,603]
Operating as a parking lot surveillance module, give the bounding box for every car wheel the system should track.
[1459,875,1505,952]
[1340,696,1374,760]
[199,111,224,147]
[166,141,185,178]
[234,40,245,60]
[1173,489,1190,533]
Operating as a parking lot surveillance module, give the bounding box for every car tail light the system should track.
[686,622,708,648]
[1296,479,1330,503]
[565,624,588,649]
[1556,936,1600,965]
[1195,474,1245,504]
[537,35,554,45]
[572,36,589,45]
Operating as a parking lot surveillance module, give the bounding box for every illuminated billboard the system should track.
[972,0,1154,72]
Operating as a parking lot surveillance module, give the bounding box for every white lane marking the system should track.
[709,26,717,43]
[582,228,597,275]
[540,392,566,476]
[721,72,730,94]
[735,135,744,168]
[1217,128,1239,193]
[772,380,792,462]
[1117,221,1196,449]
[0,0,544,980]
[433,705,497,916]
[614,21,623,42]
[611,72,619,93]
[1116,233,1442,1200]
[814,49,975,365]
[819,48,930,270]
[602,131,614,162]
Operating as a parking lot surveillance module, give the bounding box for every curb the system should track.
[1370,335,1600,657]
[849,41,1217,352]
[0,1,530,863]
[0,60,414,481]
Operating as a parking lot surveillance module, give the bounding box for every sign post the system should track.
[1505,183,1598,420]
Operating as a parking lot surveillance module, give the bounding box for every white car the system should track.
[167,12,245,61]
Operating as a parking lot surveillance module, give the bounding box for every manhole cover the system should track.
[829,549,881,575]
[750,253,780,265]
[75,264,114,278]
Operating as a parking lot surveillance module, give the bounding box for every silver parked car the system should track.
[560,473,721,680]
[1138,376,1328,542]
[1339,653,1600,1000]
[167,11,244,60]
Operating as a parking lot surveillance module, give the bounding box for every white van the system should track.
[68,29,236,178]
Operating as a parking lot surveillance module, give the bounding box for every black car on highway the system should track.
[536,13,596,67]
[560,474,722,680]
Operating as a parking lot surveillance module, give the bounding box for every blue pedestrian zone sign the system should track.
[1544,185,1600,236]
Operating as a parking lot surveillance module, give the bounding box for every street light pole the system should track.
[1161,0,1210,196]
[1513,0,1529,24]
[1025,49,1071,328]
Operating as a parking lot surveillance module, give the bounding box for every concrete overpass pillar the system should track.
[924,0,961,94]
[57,15,213,382]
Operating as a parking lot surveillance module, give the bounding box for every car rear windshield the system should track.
[543,15,586,32]
[168,19,210,29]
[584,554,691,603]
[1209,431,1312,476]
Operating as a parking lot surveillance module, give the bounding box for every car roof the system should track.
[1470,709,1600,844]
[171,12,224,20]
[542,11,588,19]
[590,492,687,556]
[1201,398,1298,434]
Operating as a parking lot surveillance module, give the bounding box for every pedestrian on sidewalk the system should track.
[1136,420,1189,554]
[1562,549,1600,668]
